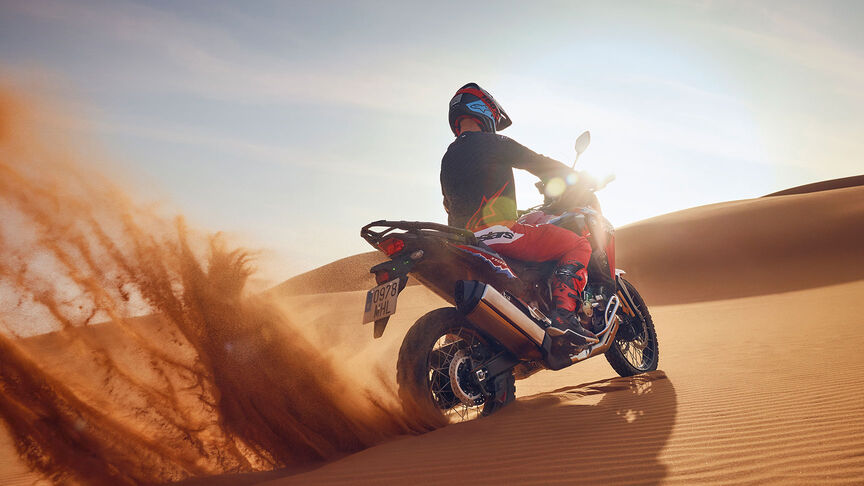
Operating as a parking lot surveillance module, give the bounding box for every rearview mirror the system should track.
[574,131,591,155]
[571,131,591,168]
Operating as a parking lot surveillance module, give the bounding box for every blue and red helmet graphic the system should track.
[448,83,512,136]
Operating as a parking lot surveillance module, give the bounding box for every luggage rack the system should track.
[361,220,478,247]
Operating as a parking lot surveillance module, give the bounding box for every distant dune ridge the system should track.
[762,174,864,197]
[269,251,389,297]
[274,177,864,305]
[2,107,863,486]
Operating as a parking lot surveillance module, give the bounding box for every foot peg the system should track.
[546,326,566,337]
[546,326,600,345]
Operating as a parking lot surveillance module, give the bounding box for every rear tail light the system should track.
[374,270,391,284]
[378,237,405,256]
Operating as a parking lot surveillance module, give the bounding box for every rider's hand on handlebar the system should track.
[537,170,604,214]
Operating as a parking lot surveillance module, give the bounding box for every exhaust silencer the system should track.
[455,280,545,360]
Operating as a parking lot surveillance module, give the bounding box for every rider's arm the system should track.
[497,135,571,181]
[498,136,605,211]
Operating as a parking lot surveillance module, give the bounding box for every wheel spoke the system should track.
[426,327,488,423]
[606,281,658,374]
[615,317,656,371]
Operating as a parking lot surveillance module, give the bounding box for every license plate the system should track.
[363,278,401,324]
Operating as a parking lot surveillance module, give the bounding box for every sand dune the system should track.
[260,279,864,485]
[616,184,864,305]
[234,183,864,485]
[2,183,863,485]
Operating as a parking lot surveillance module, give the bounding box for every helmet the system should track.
[448,83,512,136]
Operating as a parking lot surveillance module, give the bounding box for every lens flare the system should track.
[544,177,567,198]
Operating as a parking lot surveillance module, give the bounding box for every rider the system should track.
[440,82,598,348]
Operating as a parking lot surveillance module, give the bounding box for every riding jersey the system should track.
[440,132,571,230]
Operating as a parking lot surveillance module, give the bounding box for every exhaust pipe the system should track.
[455,281,545,361]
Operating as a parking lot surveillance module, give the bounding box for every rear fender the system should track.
[368,256,419,339]
[370,258,414,291]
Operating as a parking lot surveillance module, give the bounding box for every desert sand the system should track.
[2,183,863,485]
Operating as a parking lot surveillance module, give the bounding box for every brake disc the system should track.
[448,349,484,405]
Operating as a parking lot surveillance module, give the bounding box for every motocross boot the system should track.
[548,309,599,346]
[549,262,599,349]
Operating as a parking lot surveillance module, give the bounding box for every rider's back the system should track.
[440,131,567,231]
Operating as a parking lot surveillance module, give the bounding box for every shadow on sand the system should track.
[512,370,677,484]
[176,370,676,485]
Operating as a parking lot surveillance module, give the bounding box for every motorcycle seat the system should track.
[465,241,557,284]
[505,259,557,283]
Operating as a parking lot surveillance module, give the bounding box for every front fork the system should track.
[614,272,644,322]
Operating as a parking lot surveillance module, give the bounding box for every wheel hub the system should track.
[448,349,484,405]
[617,315,644,341]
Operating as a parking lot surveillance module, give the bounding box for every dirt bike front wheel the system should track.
[605,277,660,376]
[397,307,515,424]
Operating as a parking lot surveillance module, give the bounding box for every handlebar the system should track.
[530,171,613,215]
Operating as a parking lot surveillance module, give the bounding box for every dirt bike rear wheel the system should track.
[605,277,660,376]
[397,307,515,424]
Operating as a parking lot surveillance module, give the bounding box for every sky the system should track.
[1,0,862,283]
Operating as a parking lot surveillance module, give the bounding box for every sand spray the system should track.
[0,87,431,485]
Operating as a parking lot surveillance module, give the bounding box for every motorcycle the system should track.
[360,132,659,422]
